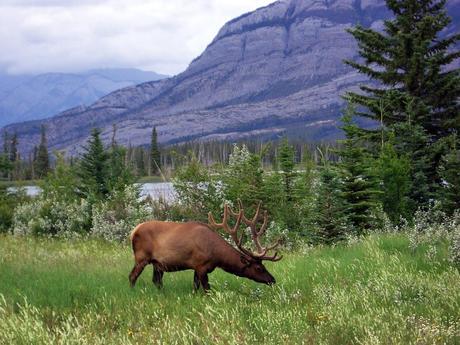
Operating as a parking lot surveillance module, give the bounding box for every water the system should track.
[7,183,177,202]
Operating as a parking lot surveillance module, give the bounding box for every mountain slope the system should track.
[3,0,460,155]
[0,69,168,128]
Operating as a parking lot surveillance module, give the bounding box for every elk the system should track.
[129,201,282,292]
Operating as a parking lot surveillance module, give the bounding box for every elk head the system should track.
[208,200,282,285]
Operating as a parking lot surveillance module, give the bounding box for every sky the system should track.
[0,0,273,76]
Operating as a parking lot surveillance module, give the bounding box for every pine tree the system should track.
[78,128,109,199]
[345,0,459,137]
[34,125,50,178]
[339,111,382,234]
[150,126,161,175]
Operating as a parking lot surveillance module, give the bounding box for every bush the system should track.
[91,185,150,242]
[0,186,29,233]
[12,197,90,237]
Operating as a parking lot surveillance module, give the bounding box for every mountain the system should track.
[0,68,168,128]
[3,0,460,155]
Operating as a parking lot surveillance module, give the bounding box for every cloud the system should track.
[0,0,273,76]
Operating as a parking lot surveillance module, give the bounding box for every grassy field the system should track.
[0,234,459,345]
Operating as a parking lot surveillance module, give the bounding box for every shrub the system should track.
[12,197,90,237]
[91,185,150,242]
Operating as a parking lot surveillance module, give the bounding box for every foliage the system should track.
[376,137,412,222]
[314,161,349,244]
[0,185,28,233]
[91,185,150,242]
[34,125,49,178]
[345,0,459,137]
[172,154,223,222]
[150,126,161,175]
[438,134,460,213]
[77,128,110,199]
[12,197,90,237]
[338,111,382,233]
[221,144,266,208]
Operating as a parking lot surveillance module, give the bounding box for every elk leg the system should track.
[198,272,211,292]
[153,267,164,289]
[129,260,148,288]
[193,271,201,291]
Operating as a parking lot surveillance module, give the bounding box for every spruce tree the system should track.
[9,132,18,163]
[339,111,382,233]
[34,125,50,178]
[78,128,109,199]
[345,0,459,209]
[150,126,161,175]
[345,0,459,137]
[438,134,460,213]
[278,137,296,201]
[376,136,412,222]
[314,161,348,244]
[277,137,298,230]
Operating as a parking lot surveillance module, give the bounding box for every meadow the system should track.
[0,233,459,345]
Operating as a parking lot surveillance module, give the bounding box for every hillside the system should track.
[0,68,167,128]
[2,0,460,155]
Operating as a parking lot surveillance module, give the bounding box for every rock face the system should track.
[3,0,460,155]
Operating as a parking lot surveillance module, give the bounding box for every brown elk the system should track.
[129,201,282,292]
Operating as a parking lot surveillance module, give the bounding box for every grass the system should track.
[0,234,459,344]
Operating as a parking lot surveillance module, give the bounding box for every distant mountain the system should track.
[0,68,168,127]
[3,0,460,155]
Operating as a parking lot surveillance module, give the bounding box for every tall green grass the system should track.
[0,234,459,344]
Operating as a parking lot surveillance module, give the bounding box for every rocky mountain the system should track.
[0,68,168,128]
[3,0,460,155]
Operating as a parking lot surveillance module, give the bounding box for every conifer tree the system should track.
[345,0,459,137]
[108,125,133,191]
[314,160,348,244]
[376,136,412,222]
[278,137,296,201]
[9,132,18,163]
[438,134,460,213]
[34,125,50,178]
[78,128,109,199]
[339,110,382,233]
[150,126,161,175]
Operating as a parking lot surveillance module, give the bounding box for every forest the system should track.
[0,0,459,344]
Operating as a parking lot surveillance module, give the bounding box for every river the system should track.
[7,182,177,202]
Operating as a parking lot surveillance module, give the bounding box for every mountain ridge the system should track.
[2,0,459,155]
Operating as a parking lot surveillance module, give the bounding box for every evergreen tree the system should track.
[34,125,50,178]
[345,0,459,137]
[314,160,348,244]
[9,132,18,163]
[278,137,296,201]
[107,124,134,190]
[438,133,460,213]
[339,111,382,234]
[376,136,412,222]
[0,131,11,179]
[150,126,161,175]
[78,128,109,199]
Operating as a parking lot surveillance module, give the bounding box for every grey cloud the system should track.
[0,0,273,75]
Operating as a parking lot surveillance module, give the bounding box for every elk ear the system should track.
[240,255,251,266]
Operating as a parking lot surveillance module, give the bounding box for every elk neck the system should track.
[215,243,251,277]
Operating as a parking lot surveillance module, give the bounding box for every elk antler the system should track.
[212,201,282,262]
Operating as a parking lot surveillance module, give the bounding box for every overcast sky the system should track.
[0,0,273,76]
